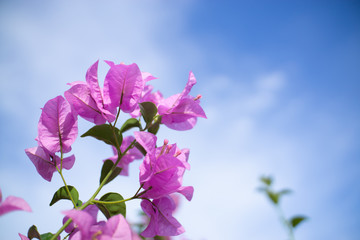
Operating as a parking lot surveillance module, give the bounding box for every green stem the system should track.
[56,146,77,209]
[62,228,74,240]
[50,125,137,240]
[109,123,121,153]
[60,148,63,170]
[52,218,71,240]
[56,166,77,209]
[51,201,91,240]
[134,184,144,197]
[113,108,121,127]
[276,205,294,240]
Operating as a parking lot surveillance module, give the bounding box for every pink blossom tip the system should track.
[194,94,202,101]
[174,150,182,157]
[165,145,172,154]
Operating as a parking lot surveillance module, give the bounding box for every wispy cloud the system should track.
[0,1,359,240]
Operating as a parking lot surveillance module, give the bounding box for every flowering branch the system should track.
[16,59,207,240]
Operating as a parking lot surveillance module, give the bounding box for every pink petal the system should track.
[141,72,157,82]
[134,131,156,156]
[63,204,98,234]
[0,196,32,216]
[64,82,107,125]
[104,60,115,68]
[37,95,78,154]
[154,196,184,236]
[85,61,103,105]
[139,155,154,184]
[159,71,196,112]
[85,61,116,122]
[160,96,206,131]
[67,81,87,87]
[18,233,30,240]
[176,186,194,201]
[162,116,197,131]
[181,71,197,98]
[141,197,184,237]
[171,98,207,119]
[176,148,190,170]
[25,146,56,182]
[63,209,96,239]
[55,154,75,170]
[101,214,132,240]
[141,155,187,199]
[103,63,144,113]
[140,200,158,237]
[158,94,181,115]
[130,85,160,118]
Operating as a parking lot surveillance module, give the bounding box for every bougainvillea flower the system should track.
[0,188,31,216]
[140,196,184,237]
[37,95,78,154]
[63,209,96,240]
[158,71,207,131]
[64,82,108,125]
[63,209,132,240]
[134,132,193,200]
[65,61,116,124]
[129,71,160,117]
[105,136,143,176]
[103,62,145,113]
[85,61,117,121]
[130,84,164,118]
[25,146,75,182]
[63,204,99,235]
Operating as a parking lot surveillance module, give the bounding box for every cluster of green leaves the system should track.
[259,176,308,240]
[26,102,161,239]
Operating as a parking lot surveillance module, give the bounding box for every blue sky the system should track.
[0,1,359,239]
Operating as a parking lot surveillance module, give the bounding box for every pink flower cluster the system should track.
[19,60,206,239]
[25,95,77,181]
[135,131,193,237]
[62,205,133,240]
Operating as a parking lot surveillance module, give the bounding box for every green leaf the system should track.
[265,189,291,204]
[148,122,160,134]
[290,215,307,228]
[134,142,147,156]
[266,191,279,204]
[50,185,79,206]
[40,233,56,240]
[139,102,158,124]
[81,124,123,147]
[260,176,273,186]
[148,116,162,135]
[96,192,126,219]
[27,225,41,239]
[120,118,142,133]
[99,160,122,185]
